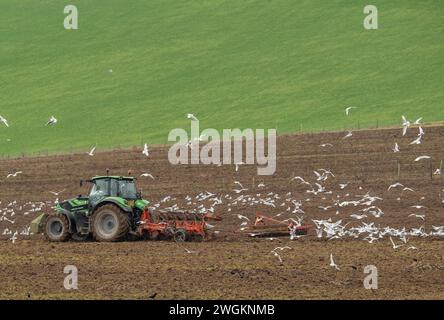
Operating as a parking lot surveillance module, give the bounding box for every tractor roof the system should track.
[92,176,135,181]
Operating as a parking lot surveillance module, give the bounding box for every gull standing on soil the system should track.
[187,113,199,121]
[0,115,9,127]
[45,116,58,126]
[142,143,149,157]
[392,142,400,153]
[329,253,340,270]
[9,231,18,244]
[320,143,333,148]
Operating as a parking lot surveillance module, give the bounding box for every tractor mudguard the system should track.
[135,199,150,211]
[93,197,133,213]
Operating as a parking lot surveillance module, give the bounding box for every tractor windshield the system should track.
[88,178,138,200]
[89,179,108,197]
[112,180,137,199]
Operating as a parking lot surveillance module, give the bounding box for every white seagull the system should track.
[140,173,155,179]
[342,131,353,139]
[345,107,356,116]
[235,162,244,172]
[0,115,9,127]
[187,113,199,121]
[329,253,340,270]
[49,189,65,196]
[142,143,149,157]
[387,182,403,191]
[236,214,250,221]
[401,116,410,136]
[390,237,403,249]
[88,145,96,156]
[413,117,423,125]
[410,136,422,145]
[392,142,400,153]
[7,171,23,178]
[408,214,425,221]
[414,155,431,162]
[46,116,58,126]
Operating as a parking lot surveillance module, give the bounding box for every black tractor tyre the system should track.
[91,204,130,242]
[44,214,71,242]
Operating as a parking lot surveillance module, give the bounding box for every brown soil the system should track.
[0,126,443,299]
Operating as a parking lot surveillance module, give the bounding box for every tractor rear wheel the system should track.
[44,214,71,242]
[91,204,130,242]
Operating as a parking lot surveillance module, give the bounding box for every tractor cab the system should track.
[85,176,139,206]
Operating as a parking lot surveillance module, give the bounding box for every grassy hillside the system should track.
[1,0,443,156]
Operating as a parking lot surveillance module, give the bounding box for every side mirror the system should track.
[137,191,142,199]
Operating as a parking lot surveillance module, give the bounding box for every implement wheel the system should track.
[174,229,187,242]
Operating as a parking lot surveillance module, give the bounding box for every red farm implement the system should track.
[136,208,222,242]
[242,212,313,238]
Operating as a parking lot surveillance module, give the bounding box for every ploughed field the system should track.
[0,126,443,299]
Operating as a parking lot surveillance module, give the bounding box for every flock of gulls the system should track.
[1,110,443,271]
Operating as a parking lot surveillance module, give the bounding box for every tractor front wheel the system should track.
[91,204,130,242]
[44,214,71,242]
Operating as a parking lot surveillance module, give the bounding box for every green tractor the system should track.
[31,175,150,242]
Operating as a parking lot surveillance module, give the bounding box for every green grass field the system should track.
[1,0,443,156]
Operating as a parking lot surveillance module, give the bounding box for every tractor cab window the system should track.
[89,179,109,197]
[108,179,137,199]
[118,180,137,199]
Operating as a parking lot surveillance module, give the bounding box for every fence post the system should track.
[440,160,443,176]
[397,161,400,179]
[430,160,433,180]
